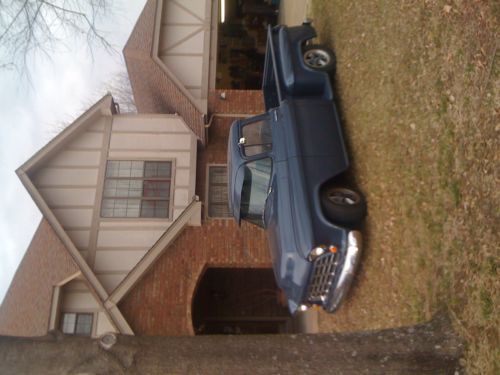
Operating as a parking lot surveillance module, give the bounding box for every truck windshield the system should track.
[240,158,272,227]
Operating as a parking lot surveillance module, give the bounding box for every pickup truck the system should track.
[227,23,367,314]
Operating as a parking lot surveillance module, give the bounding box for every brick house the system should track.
[0,0,292,337]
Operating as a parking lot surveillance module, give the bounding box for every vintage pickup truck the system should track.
[227,23,366,313]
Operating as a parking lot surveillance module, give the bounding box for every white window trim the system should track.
[60,311,96,337]
[100,159,176,220]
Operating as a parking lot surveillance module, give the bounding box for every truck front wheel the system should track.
[321,187,366,226]
[303,45,336,73]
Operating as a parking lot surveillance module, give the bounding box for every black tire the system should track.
[303,44,336,73]
[321,187,366,226]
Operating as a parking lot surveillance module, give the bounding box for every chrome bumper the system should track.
[324,230,362,312]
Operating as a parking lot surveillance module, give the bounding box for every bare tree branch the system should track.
[48,66,136,136]
[0,0,116,73]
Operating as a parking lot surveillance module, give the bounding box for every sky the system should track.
[0,1,147,303]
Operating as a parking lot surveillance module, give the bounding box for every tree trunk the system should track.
[0,312,463,374]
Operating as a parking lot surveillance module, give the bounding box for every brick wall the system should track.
[0,219,78,337]
[209,89,264,115]
[119,96,272,336]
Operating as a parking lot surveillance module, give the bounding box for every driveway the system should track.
[279,0,311,26]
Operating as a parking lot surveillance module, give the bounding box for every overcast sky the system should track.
[0,1,147,303]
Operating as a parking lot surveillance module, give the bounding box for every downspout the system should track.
[203,112,257,145]
[204,113,216,145]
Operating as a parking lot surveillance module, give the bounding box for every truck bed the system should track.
[262,25,334,111]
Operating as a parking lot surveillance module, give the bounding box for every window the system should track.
[240,158,272,227]
[60,313,93,336]
[208,166,231,218]
[101,160,172,218]
[241,120,272,156]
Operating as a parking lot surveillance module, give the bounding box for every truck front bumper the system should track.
[324,230,362,312]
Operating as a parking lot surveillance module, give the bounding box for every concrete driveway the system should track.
[279,0,311,26]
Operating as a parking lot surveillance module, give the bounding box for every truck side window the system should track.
[241,120,272,157]
[240,158,272,228]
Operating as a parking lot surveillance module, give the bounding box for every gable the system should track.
[157,0,213,111]
[59,279,116,337]
[14,97,204,335]
[26,109,199,295]
[123,0,207,142]
[30,117,107,262]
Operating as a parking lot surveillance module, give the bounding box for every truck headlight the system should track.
[308,246,326,261]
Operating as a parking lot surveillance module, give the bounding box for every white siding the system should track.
[33,168,99,187]
[94,250,148,272]
[158,0,211,106]
[88,117,107,131]
[162,55,203,86]
[62,291,100,311]
[80,250,90,262]
[46,150,101,167]
[99,221,170,229]
[96,230,167,249]
[61,280,119,337]
[109,133,192,150]
[66,230,91,249]
[175,168,191,186]
[107,151,192,167]
[93,115,198,293]
[173,188,190,207]
[66,132,103,149]
[39,188,97,207]
[97,273,128,292]
[96,312,116,336]
[111,115,187,133]
[34,124,104,254]
[53,208,93,228]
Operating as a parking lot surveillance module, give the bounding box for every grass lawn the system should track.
[309,1,498,373]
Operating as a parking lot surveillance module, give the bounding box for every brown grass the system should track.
[309,0,499,373]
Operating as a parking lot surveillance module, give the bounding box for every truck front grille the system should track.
[306,253,339,304]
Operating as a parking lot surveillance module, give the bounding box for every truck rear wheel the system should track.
[321,187,366,226]
[303,45,336,72]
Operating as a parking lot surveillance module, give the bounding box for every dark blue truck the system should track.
[228,23,367,314]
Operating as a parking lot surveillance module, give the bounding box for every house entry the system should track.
[192,268,291,334]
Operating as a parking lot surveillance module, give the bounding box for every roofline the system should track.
[15,94,133,335]
[17,94,115,173]
[122,0,153,57]
[16,170,133,335]
[17,170,109,301]
[48,272,122,335]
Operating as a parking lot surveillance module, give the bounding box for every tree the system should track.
[48,66,136,136]
[103,69,136,114]
[0,312,464,374]
[0,0,113,71]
